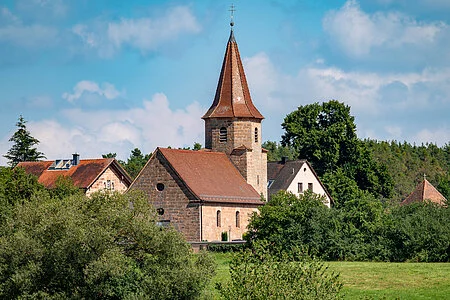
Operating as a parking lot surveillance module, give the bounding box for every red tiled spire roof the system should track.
[401,179,447,206]
[202,30,264,120]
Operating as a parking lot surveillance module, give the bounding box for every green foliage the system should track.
[0,191,216,299]
[207,243,245,253]
[281,101,393,201]
[102,152,117,158]
[216,242,342,300]
[281,100,358,176]
[121,148,150,179]
[246,191,335,257]
[48,176,83,200]
[365,140,450,203]
[221,231,228,242]
[246,190,450,262]
[0,167,45,225]
[4,115,45,167]
[262,141,297,162]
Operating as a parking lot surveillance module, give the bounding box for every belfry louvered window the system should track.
[219,127,227,143]
[255,127,258,142]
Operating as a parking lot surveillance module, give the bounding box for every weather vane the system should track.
[229,4,236,28]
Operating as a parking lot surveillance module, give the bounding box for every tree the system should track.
[4,115,45,167]
[122,148,150,179]
[0,191,216,299]
[281,101,393,200]
[246,191,337,257]
[102,152,117,158]
[262,141,297,162]
[281,101,359,176]
[0,167,45,225]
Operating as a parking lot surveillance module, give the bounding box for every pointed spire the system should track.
[202,28,263,120]
[401,178,447,206]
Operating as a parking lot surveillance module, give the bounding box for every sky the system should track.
[1,0,450,165]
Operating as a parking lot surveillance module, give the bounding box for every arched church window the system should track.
[217,210,222,227]
[236,211,240,228]
[254,127,258,142]
[219,127,227,143]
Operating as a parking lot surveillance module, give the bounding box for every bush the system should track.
[0,191,216,299]
[207,243,245,253]
[221,231,228,241]
[216,242,342,299]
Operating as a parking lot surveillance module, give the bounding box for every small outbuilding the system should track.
[401,178,447,206]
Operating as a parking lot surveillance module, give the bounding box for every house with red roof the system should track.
[401,178,447,206]
[17,154,132,196]
[130,25,267,242]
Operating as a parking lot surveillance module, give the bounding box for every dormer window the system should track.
[254,127,258,142]
[219,127,227,143]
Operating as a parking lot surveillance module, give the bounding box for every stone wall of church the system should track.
[129,151,201,242]
[86,167,129,197]
[201,204,259,241]
[205,117,267,199]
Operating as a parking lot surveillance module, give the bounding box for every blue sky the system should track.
[1,0,450,165]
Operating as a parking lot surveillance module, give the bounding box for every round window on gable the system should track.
[157,208,165,215]
[156,183,165,191]
[219,127,227,143]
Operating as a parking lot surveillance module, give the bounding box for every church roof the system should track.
[202,30,264,120]
[16,158,132,189]
[401,179,447,206]
[158,147,263,205]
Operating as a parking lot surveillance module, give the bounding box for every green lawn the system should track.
[204,253,450,299]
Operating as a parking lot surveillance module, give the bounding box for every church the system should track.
[129,24,267,242]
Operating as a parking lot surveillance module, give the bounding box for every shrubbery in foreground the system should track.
[0,191,215,299]
[216,242,342,300]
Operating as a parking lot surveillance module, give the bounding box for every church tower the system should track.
[202,23,267,200]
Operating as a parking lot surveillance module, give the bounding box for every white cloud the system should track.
[414,128,450,146]
[73,5,201,58]
[244,52,450,145]
[14,93,205,162]
[0,6,58,48]
[62,81,122,103]
[323,0,446,57]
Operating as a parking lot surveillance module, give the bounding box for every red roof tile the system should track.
[158,147,263,205]
[202,30,264,120]
[16,159,131,189]
[401,179,447,206]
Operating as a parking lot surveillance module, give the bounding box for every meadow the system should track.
[204,253,450,299]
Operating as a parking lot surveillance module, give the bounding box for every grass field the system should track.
[204,253,450,299]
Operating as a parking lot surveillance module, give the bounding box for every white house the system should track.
[267,158,332,207]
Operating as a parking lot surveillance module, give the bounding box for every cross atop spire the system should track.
[229,4,236,28]
[202,17,264,120]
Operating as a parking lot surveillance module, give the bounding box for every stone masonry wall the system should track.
[205,117,267,199]
[201,204,259,241]
[129,151,201,242]
[86,167,128,197]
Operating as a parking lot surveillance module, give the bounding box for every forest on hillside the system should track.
[264,139,450,204]
[263,100,450,205]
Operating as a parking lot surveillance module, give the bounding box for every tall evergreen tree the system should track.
[4,115,45,167]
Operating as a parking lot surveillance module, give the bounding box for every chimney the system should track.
[72,153,80,166]
[281,156,288,164]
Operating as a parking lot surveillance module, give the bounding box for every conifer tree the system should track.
[4,115,45,167]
